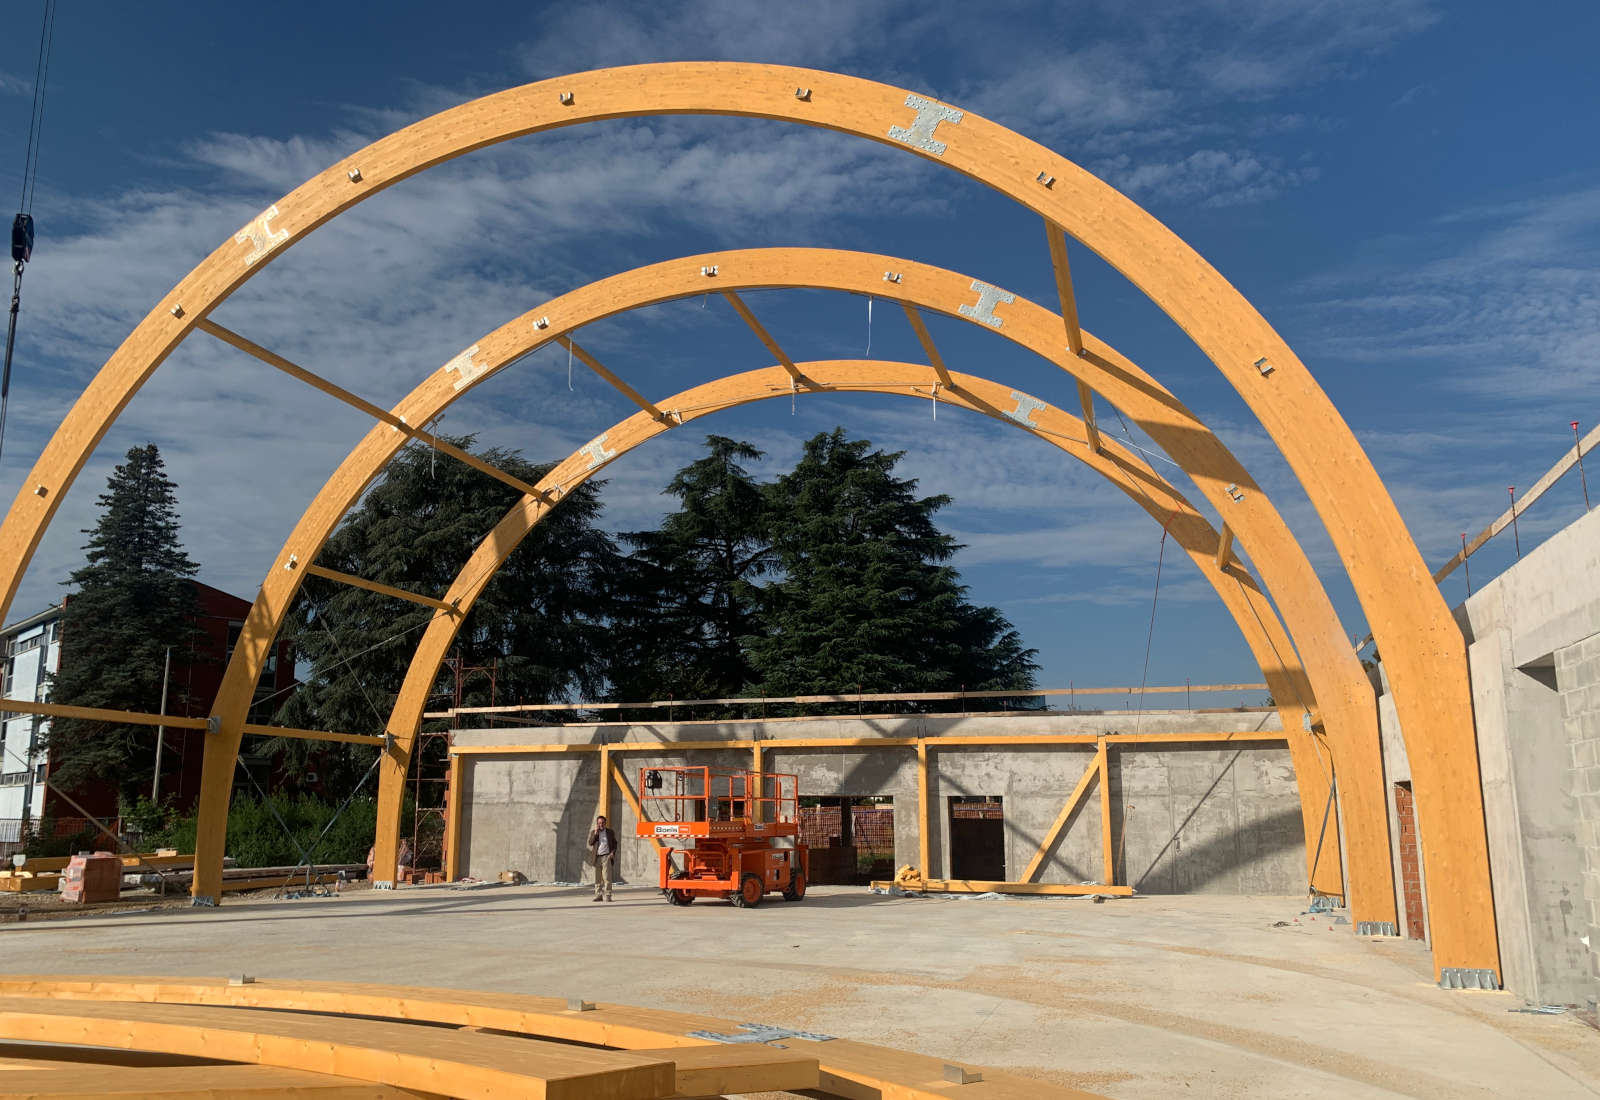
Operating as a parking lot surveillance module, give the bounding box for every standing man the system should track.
[588,814,618,902]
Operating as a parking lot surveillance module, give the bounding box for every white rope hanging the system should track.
[865,295,873,357]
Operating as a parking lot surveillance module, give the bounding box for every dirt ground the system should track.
[0,883,1595,1098]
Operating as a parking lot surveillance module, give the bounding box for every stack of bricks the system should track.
[1557,631,1600,1006]
[59,851,121,904]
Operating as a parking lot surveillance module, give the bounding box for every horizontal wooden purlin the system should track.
[0,697,208,730]
[0,697,375,746]
[241,723,384,747]
[1077,380,1101,454]
[440,681,1269,716]
[304,562,457,614]
[722,291,808,386]
[874,878,1134,897]
[899,304,954,389]
[1216,522,1236,571]
[449,731,1285,756]
[1432,420,1600,585]
[195,319,553,506]
[554,336,669,421]
[1045,219,1085,359]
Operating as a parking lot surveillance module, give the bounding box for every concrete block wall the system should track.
[1557,632,1600,994]
[1374,502,1600,1003]
[453,708,1308,898]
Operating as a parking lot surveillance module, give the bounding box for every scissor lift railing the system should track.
[638,766,799,839]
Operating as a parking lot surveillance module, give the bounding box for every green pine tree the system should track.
[746,428,1037,706]
[46,444,199,803]
[274,436,619,787]
[606,436,774,705]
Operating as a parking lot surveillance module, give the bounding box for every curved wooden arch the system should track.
[0,64,1480,972]
[373,361,1335,895]
[192,248,1392,929]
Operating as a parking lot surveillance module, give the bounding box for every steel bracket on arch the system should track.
[688,1023,836,1044]
[1358,920,1399,937]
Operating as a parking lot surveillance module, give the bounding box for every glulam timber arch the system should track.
[370,360,1337,891]
[195,247,1392,931]
[0,64,1485,977]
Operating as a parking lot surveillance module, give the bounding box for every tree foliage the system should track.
[46,444,199,803]
[744,429,1037,703]
[605,436,774,703]
[274,436,618,786]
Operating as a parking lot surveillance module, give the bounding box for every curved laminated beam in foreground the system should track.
[0,64,1470,963]
[197,247,1389,927]
[371,361,1333,895]
[0,975,1104,1099]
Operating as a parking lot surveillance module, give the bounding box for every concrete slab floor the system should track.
[1,885,1596,1099]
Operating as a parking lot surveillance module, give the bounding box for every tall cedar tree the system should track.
[46,444,199,803]
[607,436,775,704]
[747,429,1037,704]
[275,437,618,789]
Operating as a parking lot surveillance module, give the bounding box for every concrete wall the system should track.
[1375,503,1600,1004]
[454,707,1307,898]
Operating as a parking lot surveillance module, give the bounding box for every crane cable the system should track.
[3,0,58,464]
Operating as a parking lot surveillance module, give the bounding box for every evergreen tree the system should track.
[746,428,1037,705]
[275,436,618,786]
[606,436,774,703]
[46,444,199,802]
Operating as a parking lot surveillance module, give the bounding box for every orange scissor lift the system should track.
[635,765,809,908]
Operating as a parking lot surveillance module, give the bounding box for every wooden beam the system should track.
[445,752,463,882]
[610,761,667,853]
[1076,380,1101,454]
[304,562,457,614]
[899,304,954,389]
[0,697,206,730]
[917,740,931,875]
[195,319,554,505]
[598,746,612,823]
[441,681,1271,715]
[448,730,1287,756]
[1432,420,1600,584]
[630,1043,818,1097]
[1098,738,1114,886]
[876,878,1134,897]
[1044,219,1084,358]
[1019,750,1101,883]
[1216,522,1236,571]
[241,722,385,747]
[0,996,678,1098]
[553,336,668,422]
[751,742,763,824]
[0,1063,414,1096]
[722,291,807,386]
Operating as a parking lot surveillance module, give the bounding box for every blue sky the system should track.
[0,1,1596,702]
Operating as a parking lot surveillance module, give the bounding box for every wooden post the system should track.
[444,753,464,882]
[1098,738,1113,886]
[598,746,612,824]
[917,740,931,875]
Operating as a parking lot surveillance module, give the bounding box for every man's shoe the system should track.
[592,896,603,902]
[605,897,613,902]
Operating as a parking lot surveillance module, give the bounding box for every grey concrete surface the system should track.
[1377,503,1600,1003]
[454,708,1306,897]
[3,886,1596,1098]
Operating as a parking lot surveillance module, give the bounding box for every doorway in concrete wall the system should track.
[1394,782,1428,941]
[950,796,1006,880]
[798,797,896,884]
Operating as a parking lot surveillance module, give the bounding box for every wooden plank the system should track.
[449,731,1285,756]
[917,740,931,875]
[722,291,806,386]
[899,304,954,389]
[195,319,553,505]
[241,722,385,747]
[0,996,675,1100]
[1044,219,1084,358]
[304,563,457,614]
[1432,420,1600,584]
[0,978,1099,1099]
[554,336,667,421]
[874,878,1134,897]
[1019,750,1100,883]
[445,752,464,882]
[1098,739,1114,886]
[1215,522,1235,571]
[631,1043,817,1097]
[442,681,1270,714]
[0,1063,424,1097]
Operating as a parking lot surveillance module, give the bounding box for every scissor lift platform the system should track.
[636,765,808,907]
